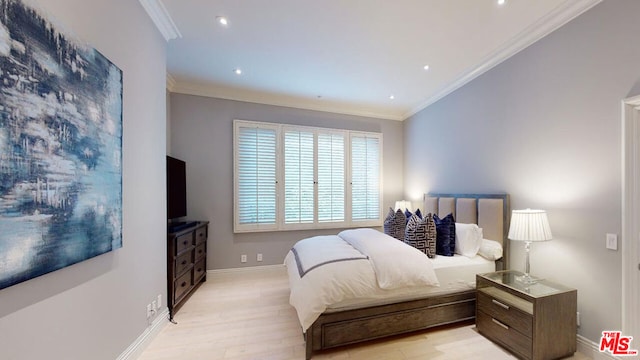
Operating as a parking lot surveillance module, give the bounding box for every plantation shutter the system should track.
[234,119,382,232]
[317,132,345,222]
[284,129,315,224]
[235,123,278,230]
[351,133,381,222]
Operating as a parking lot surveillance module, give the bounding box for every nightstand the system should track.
[476,270,577,360]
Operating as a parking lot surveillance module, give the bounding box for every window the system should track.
[234,122,278,231]
[234,120,382,232]
[350,133,382,223]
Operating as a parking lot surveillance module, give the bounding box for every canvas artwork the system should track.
[0,0,123,290]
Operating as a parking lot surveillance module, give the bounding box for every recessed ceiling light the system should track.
[234,68,242,75]
[497,0,506,6]
[423,65,430,71]
[216,16,229,26]
[389,95,395,100]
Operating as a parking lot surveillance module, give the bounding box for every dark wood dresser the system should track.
[167,221,208,320]
[476,270,577,360]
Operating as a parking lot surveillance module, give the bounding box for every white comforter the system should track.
[284,228,439,331]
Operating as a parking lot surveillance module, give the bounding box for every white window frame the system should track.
[234,119,383,233]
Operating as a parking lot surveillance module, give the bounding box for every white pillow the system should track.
[478,239,503,260]
[455,223,483,257]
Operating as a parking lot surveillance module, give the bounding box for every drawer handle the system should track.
[198,249,203,254]
[181,260,187,265]
[183,240,188,246]
[181,281,187,287]
[492,299,510,310]
[492,318,510,330]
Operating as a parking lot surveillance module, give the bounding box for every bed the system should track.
[285,193,510,359]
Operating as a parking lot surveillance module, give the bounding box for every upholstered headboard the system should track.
[424,193,510,270]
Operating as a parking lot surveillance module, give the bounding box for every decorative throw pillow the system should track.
[383,207,395,235]
[405,213,436,258]
[404,208,423,224]
[478,239,503,260]
[383,208,405,241]
[455,223,483,257]
[404,214,427,253]
[404,208,412,224]
[424,213,436,258]
[433,213,456,256]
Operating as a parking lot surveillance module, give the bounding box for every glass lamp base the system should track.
[516,274,539,284]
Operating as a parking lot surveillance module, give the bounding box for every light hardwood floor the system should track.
[138,266,590,360]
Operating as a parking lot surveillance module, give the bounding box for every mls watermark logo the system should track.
[599,331,638,356]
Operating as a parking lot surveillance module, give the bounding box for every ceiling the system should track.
[143,0,601,120]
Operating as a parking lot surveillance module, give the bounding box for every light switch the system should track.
[606,233,618,250]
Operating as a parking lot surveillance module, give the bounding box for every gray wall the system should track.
[169,94,404,269]
[404,0,640,343]
[0,1,167,359]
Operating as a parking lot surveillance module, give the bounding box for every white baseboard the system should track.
[116,308,169,360]
[577,334,620,360]
[207,264,285,275]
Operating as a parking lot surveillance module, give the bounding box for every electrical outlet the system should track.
[157,294,162,309]
[146,304,152,319]
[257,253,263,262]
[152,300,157,311]
[241,254,247,263]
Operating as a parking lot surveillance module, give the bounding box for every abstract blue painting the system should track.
[0,0,123,290]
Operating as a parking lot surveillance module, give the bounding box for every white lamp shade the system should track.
[508,209,552,242]
[394,200,413,213]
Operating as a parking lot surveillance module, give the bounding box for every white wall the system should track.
[169,94,404,269]
[0,1,167,359]
[404,0,640,343]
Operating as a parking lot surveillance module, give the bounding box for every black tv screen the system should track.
[166,156,187,220]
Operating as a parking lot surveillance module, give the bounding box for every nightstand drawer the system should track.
[477,290,532,336]
[477,310,531,359]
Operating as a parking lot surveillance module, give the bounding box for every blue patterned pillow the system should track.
[405,213,436,258]
[433,213,456,256]
[404,208,423,224]
[384,208,405,241]
[404,208,412,223]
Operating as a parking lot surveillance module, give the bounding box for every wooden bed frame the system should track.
[304,193,510,359]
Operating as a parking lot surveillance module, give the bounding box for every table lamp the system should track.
[508,209,552,284]
[394,200,413,213]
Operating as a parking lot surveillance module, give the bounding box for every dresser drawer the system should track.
[195,242,206,260]
[174,270,193,302]
[195,227,207,245]
[175,250,193,276]
[194,258,206,282]
[477,289,532,336]
[477,310,531,359]
[175,233,193,254]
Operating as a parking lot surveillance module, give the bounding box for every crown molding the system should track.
[403,0,602,120]
[139,0,181,41]
[171,81,404,121]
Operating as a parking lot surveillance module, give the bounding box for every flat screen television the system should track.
[166,156,187,220]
